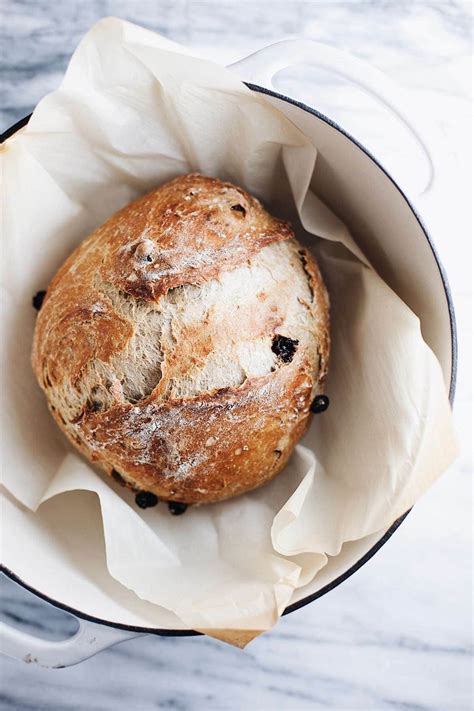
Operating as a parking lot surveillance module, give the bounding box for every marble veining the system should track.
[1,1,472,709]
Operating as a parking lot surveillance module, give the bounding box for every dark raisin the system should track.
[168,501,188,516]
[111,469,126,486]
[310,395,330,414]
[135,491,159,509]
[271,335,299,364]
[274,449,282,459]
[86,399,102,413]
[231,204,246,216]
[32,290,46,311]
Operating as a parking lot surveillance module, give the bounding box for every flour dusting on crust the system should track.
[32,175,329,503]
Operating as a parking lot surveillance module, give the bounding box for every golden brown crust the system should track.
[77,352,314,503]
[95,173,292,301]
[32,174,330,504]
[297,246,330,390]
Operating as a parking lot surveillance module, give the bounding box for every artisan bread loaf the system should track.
[32,174,329,504]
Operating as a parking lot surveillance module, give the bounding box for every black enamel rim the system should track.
[0,89,457,636]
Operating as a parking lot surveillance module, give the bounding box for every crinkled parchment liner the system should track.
[0,18,457,646]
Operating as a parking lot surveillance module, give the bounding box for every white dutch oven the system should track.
[0,40,456,668]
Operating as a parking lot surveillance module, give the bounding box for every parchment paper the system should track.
[0,17,457,645]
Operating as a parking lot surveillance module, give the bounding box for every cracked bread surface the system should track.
[32,174,329,504]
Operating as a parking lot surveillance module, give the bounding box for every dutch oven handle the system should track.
[0,616,141,668]
[229,39,443,198]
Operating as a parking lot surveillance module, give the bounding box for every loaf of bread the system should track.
[32,174,329,504]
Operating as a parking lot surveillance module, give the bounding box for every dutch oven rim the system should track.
[0,84,457,636]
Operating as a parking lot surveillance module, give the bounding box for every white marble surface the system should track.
[1,1,472,709]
